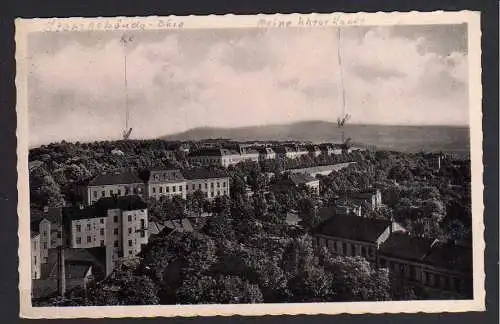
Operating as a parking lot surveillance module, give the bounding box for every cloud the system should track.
[27,25,468,146]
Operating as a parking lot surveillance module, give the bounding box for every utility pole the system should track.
[57,209,66,297]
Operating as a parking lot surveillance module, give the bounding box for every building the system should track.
[31,232,41,280]
[85,171,145,205]
[379,232,472,298]
[332,198,362,217]
[305,145,322,158]
[289,173,320,195]
[64,195,149,272]
[147,169,187,200]
[183,168,230,200]
[188,148,237,168]
[351,188,383,211]
[274,145,309,160]
[31,218,51,264]
[318,144,342,156]
[257,147,276,161]
[312,213,407,262]
[286,162,356,177]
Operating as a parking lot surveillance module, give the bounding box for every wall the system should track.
[39,219,51,263]
[87,183,145,205]
[31,235,41,279]
[315,234,378,262]
[70,217,107,249]
[186,177,230,200]
[148,180,187,200]
[121,209,148,258]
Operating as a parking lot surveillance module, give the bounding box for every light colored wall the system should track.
[39,219,51,263]
[186,177,230,200]
[148,180,187,200]
[31,234,41,279]
[71,217,107,249]
[121,209,148,258]
[88,183,145,205]
[316,234,378,261]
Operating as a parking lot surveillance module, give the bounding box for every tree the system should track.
[323,255,391,301]
[176,274,264,304]
[297,197,317,229]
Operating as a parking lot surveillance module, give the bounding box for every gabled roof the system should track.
[148,169,185,183]
[94,195,147,215]
[182,168,230,180]
[379,232,435,262]
[88,171,143,186]
[289,173,318,186]
[313,213,393,243]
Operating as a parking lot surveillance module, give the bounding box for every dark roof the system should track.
[313,213,392,243]
[289,173,318,186]
[64,196,147,221]
[62,206,99,221]
[148,169,185,183]
[42,247,107,279]
[423,242,472,273]
[188,148,234,157]
[88,171,143,186]
[164,218,194,232]
[256,147,275,154]
[94,195,147,216]
[379,232,435,262]
[182,168,230,180]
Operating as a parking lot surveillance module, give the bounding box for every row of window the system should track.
[318,237,376,259]
[75,236,105,246]
[92,186,142,198]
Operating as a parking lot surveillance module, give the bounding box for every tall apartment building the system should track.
[85,171,145,205]
[31,218,51,264]
[183,168,230,200]
[147,169,187,200]
[64,195,149,272]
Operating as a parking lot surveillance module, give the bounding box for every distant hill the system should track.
[160,121,470,154]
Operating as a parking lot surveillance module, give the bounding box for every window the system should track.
[192,184,196,190]
[205,183,208,189]
[179,186,182,192]
[152,187,156,194]
[211,183,214,188]
[100,218,104,224]
[43,242,47,249]
[125,186,130,194]
[34,256,37,265]
[76,225,81,232]
[101,191,105,197]
[113,228,118,235]
[114,240,119,248]
[166,186,170,193]
[93,191,98,198]
[76,237,81,244]
[351,244,356,256]
[223,190,227,195]
[199,184,202,190]
[342,242,347,255]
[128,228,132,234]
[100,240,105,246]
[100,228,105,236]
[159,186,163,193]
[140,219,145,228]
[173,186,176,193]
[211,192,214,197]
[43,231,47,237]
[87,236,91,243]
[128,240,132,247]
[223,181,226,187]
[129,250,133,255]
[118,189,121,195]
[128,215,132,222]
[114,215,118,223]
[141,231,145,238]
[217,182,220,188]
[217,190,220,196]
[87,224,91,231]
[110,189,113,195]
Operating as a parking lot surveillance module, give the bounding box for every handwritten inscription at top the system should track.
[257,16,366,28]
[43,18,184,32]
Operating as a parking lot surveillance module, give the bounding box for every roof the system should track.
[42,247,107,279]
[148,221,166,235]
[188,148,234,157]
[313,213,393,243]
[164,218,194,233]
[423,242,472,273]
[288,163,356,175]
[88,171,143,186]
[289,173,318,186]
[148,169,185,183]
[64,196,147,221]
[94,195,147,216]
[379,232,435,262]
[182,168,230,180]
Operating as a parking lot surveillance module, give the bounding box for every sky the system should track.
[27,24,469,146]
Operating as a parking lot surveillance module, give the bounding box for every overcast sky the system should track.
[27,24,468,146]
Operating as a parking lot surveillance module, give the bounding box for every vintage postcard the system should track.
[16,11,484,318]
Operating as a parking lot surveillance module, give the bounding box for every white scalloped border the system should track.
[15,11,484,319]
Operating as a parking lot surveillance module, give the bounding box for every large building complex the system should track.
[147,169,187,200]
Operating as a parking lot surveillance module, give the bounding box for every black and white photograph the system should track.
[16,12,484,318]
